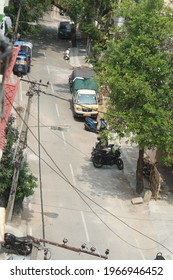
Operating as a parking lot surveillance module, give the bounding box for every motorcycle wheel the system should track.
[93,156,103,168]
[84,124,90,131]
[17,244,32,256]
[64,56,69,60]
[117,158,124,170]
[4,244,11,250]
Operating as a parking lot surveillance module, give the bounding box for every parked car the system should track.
[57,22,72,39]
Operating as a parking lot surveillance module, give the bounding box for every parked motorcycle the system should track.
[64,48,70,60]
[143,159,152,179]
[92,146,124,169]
[84,117,107,133]
[2,233,33,255]
[91,136,109,159]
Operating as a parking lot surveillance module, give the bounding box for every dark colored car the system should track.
[58,22,72,39]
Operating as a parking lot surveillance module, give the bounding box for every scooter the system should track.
[2,233,33,255]
[84,117,107,133]
[64,48,70,60]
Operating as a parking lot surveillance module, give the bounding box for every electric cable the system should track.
[27,109,88,157]
[4,80,47,242]
[5,91,173,255]
[27,143,173,254]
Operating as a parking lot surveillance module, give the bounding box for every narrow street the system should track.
[3,9,173,261]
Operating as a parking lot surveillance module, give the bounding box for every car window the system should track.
[77,94,97,105]
[65,24,71,31]
[59,23,71,31]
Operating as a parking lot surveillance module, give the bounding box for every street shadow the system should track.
[77,140,173,204]
[24,25,72,60]
[77,158,135,201]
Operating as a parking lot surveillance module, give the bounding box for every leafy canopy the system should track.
[98,0,173,164]
[58,0,114,41]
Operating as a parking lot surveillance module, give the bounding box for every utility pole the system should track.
[6,80,49,222]
[14,0,23,38]
[6,87,33,222]
[28,235,109,260]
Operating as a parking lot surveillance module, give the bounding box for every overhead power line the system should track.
[6,82,173,255]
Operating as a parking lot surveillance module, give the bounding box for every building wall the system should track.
[0,0,5,14]
[164,0,173,6]
[4,0,10,5]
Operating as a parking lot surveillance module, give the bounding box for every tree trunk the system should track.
[136,148,144,194]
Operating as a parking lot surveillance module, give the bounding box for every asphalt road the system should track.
[10,10,173,260]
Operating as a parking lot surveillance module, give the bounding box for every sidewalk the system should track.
[70,47,92,69]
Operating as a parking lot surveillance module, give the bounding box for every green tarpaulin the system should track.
[72,77,98,96]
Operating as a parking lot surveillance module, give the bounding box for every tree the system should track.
[58,0,114,45]
[16,161,37,207]
[6,0,52,35]
[0,116,37,208]
[0,116,18,206]
[97,0,173,193]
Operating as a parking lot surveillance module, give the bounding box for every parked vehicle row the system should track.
[68,67,124,170]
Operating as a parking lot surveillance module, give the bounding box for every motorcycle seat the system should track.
[99,148,109,154]
[14,236,31,243]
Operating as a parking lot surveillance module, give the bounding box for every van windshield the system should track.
[77,94,97,105]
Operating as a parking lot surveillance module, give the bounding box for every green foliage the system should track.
[58,0,84,23]
[97,0,173,166]
[6,0,52,34]
[60,0,114,42]
[16,161,37,203]
[0,116,37,208]
[21,24,43,37]
[0,118,18,206]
